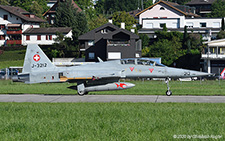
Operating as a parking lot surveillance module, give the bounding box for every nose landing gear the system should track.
[165,78,172,96]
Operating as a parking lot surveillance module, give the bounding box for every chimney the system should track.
[121,22,125,29]
[108,19,113,24]
[131,29,135,33]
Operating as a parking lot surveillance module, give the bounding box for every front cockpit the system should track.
[120,58,165,67]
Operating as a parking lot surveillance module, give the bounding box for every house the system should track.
[136,0,222,39]
[202,39,225,75]
[0,5,46,46]
[23,27,72,45]
[0,5,73,46]
[47,0,57,8]
[186,0,217,17]
[78,22,141,62]
[128,9,142,22]
[43,0,82,25]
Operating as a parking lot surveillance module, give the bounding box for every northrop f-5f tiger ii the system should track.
[16,44,210,96]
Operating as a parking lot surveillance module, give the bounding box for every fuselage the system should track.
[18,59,209,84]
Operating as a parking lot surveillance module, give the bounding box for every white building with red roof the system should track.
[0,4,72,46]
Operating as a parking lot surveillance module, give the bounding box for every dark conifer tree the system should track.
[222,18,225,31]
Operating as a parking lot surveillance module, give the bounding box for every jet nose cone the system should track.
[191,71,211,77]
[126,83,135,88]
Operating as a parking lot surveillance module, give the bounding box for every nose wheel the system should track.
[165,78,172,96]
[166,90,172,96]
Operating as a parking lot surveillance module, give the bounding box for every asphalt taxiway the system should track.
[0,94,225,103]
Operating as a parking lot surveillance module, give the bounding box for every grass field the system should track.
[0,103,224,140]
[0,50,25,68]
[0,80,225,95]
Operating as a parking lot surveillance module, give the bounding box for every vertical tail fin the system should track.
[22,44,55,73]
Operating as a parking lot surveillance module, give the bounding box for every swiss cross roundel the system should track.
[33,54,40,62]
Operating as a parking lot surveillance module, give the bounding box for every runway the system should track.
[0,94,225,103]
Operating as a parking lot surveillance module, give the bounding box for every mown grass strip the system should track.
[0,60,24,69]
[0,80,225,95]
[0,103,224,140]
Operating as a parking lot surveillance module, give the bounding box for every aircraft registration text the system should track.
[32,63,47,68]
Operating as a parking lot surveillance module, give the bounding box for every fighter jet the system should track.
[16,44,210,96]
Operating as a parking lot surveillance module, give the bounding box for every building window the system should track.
[88,40,94,46]
[160,7,165,10]
[51,20,54,24]
[213,22,220,28]
[46,35,48,40]
[101,29,108,34]
[108,52,121,59]
[26,35,30,40]
[0,35,5,40]
[3,15,8,20]
[88,52,95,59]
[49,35,52,40]
[200,22,206,27]
[160,23,166,28]
[186,22,194,28]
[0,25,5,30]
[37,35,41,40]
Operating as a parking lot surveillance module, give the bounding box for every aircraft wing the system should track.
[63,71,124,82]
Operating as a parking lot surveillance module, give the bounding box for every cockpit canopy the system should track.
[120,58,166,67]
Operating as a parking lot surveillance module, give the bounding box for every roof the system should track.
[0,5,46,23]
[79,23,139,40]
[23,27,72,34]
[136,0,200,17]
[203,38,225,47]
[186,0,216,5]
[43,0,82,16]
[128,9,142,18]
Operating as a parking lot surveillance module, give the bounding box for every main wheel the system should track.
[78,90,85,96]
[166,90,172,96]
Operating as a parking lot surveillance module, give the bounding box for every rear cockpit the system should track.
[120,58,165,67]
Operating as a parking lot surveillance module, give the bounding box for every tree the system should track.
[189,33,202,54]
[182,26,188,50]
[148,39,183,66]
[0,0,9,5]
[163,24,167,32]
[55,0,88,58]
[143,0,152,9]
[74,0,97,21]
[145,31,184,66]
[139,33,149,48]
[88,14,108,31]
[95,0,140,14]
[217,30,225,39]
[208,0,225,17]
[112,11,137,31]
[222,18,225,31]
[9,0,48,15]
[29,1,43,18]
[154,0,191,5]
[52,32,79,58]
[55,0,75,28]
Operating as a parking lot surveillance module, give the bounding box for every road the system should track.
[0,94,225,103]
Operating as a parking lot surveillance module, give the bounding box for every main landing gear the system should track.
[165,78,172,96]
[77,83,88,96]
